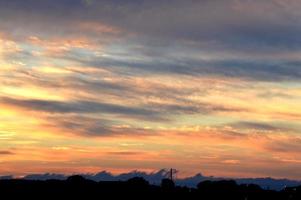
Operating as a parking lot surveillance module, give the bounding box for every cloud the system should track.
[222,159,241,165]
[228,121,284,132]
[0,97,165,121]
[0,150,14,155]
[106,151,142,156]
[0,94,248,124]
[43,115,156,136]
[1,0,301,50]
[148,102,247,115]
[1,0,301,82]
[75,54,301,82]
[265,137,301,153]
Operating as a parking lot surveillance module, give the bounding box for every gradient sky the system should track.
[1,0,301,179]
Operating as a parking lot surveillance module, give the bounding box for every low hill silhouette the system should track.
[16,169,301,190]
[1,175,301,199]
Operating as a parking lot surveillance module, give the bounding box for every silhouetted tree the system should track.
[67,175,86,183]
[161,178,175,189]
[127,177,149,187]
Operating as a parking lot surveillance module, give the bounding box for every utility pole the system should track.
[168,168,178,181]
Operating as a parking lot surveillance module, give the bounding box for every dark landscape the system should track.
[1,175,301,199]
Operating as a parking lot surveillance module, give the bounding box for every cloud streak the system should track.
[0,97,164,120]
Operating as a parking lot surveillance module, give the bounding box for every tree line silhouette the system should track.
[0,175,300,199]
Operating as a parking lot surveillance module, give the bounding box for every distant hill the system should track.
[0,175,13,180]
[15,169,301,191]
[176,174,301,191]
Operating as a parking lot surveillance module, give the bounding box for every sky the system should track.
[0,0,301,179]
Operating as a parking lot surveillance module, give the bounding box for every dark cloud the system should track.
[0,87,247,122]
[229,121,283,132]
[1,0,300,50]
[0,150,14,155]
[1,0,301,82]
[0,97,164,121]
[44,115,156,136]
[43,100,247,137]
[74,54,301,82]
[0,93,249,137]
